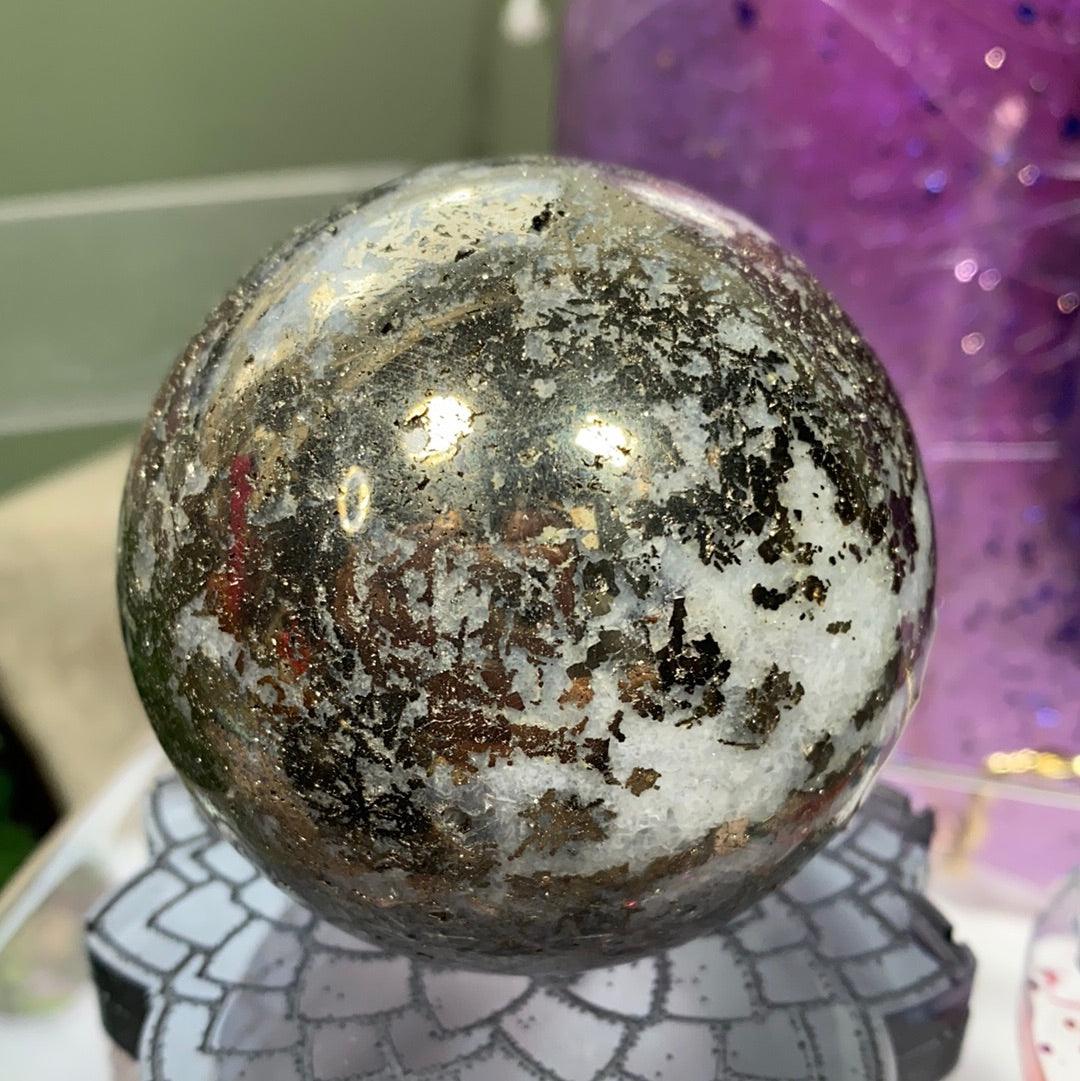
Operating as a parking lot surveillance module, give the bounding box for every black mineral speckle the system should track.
[531,206,554,232]
[752,584,791,610]
[746,664,805,737]
[804,733,835,776]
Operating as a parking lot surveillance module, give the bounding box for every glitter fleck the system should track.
[923,169,948,194]
[961,332,985,355]
[1018,163,1040,186]
[734,1,758,28]
[953,259,978,283]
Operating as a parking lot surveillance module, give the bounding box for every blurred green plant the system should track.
[0,709,59,886]
[0,799,37,883]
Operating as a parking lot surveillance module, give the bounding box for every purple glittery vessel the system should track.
[559,1,1080,794]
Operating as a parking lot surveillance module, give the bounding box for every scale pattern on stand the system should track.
[86,777,972,1080]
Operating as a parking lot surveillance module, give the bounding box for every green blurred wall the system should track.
[0,0,561,197]
[0,0,566,495]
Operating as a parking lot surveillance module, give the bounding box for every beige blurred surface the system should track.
[0,446,143,808]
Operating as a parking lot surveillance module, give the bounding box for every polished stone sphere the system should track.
[118,159,934,973]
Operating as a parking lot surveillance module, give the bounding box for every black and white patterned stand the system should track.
[86,778,973,1081]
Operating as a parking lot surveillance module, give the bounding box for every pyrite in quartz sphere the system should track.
[119,159,934,974]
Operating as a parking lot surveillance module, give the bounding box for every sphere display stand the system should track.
[86,777,973,1081]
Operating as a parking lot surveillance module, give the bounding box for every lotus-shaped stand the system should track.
[87,779,972,1081]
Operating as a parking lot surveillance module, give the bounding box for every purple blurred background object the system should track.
[558,0,1080,886]
[559,0,1080,874]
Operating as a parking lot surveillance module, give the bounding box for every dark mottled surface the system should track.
[118,159,934,972]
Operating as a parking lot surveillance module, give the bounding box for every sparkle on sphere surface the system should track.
[118,159,934,973]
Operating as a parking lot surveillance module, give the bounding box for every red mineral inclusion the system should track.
[224,452,254,628]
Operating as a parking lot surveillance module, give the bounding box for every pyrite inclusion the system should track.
[119,159,934,973]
